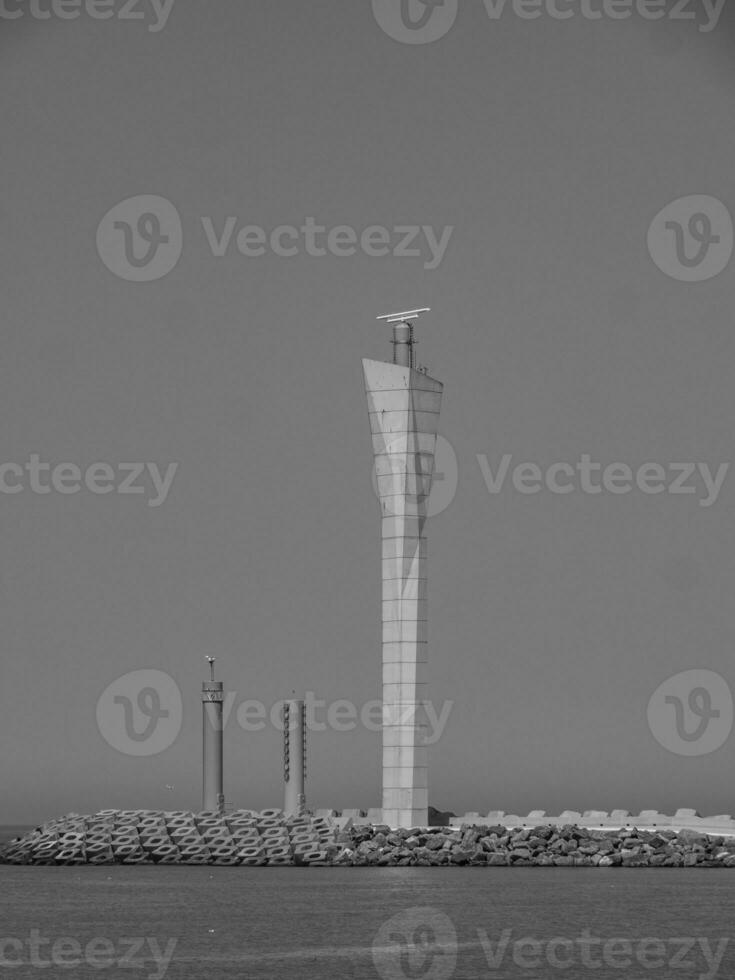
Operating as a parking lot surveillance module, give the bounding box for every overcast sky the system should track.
[3,0,735,824]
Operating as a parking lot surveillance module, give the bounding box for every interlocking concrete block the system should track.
[635,811,672,825]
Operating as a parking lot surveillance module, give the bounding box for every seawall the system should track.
[4,808,735,867]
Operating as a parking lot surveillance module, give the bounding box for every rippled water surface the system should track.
[3,860,735,979]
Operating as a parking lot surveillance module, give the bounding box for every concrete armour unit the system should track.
[363,348,443,829]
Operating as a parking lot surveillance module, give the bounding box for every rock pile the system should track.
[334,824,735,867]
[4,813,735,867]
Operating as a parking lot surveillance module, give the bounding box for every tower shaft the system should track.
[202,676,224,813]
[363,334,443,829]
[283,699,307,817]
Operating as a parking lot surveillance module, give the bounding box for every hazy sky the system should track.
[2,0,735,824]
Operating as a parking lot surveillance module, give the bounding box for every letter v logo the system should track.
[372,0,459,44]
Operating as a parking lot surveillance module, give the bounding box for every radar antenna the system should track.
[376,307,431,324]
[376,308,430,369]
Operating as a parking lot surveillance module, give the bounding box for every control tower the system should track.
[363,309,443,829]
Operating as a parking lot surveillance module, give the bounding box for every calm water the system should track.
[1,826,32,845]
[3,860,735,979]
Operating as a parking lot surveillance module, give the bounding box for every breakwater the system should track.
[4,809,735,867]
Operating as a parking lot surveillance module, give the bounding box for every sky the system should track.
[2,0,735,824]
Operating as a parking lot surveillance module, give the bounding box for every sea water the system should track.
[3,859,735,979]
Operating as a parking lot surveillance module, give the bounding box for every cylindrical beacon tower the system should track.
[283,698,306,817]
[392,322,413,367]
[202,657,225,813]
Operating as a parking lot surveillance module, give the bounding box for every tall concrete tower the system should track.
[283,698,307,817]
[202,657,225,813]
[363,309,443,829]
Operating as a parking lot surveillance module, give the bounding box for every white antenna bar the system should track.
[376,307,430,324]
